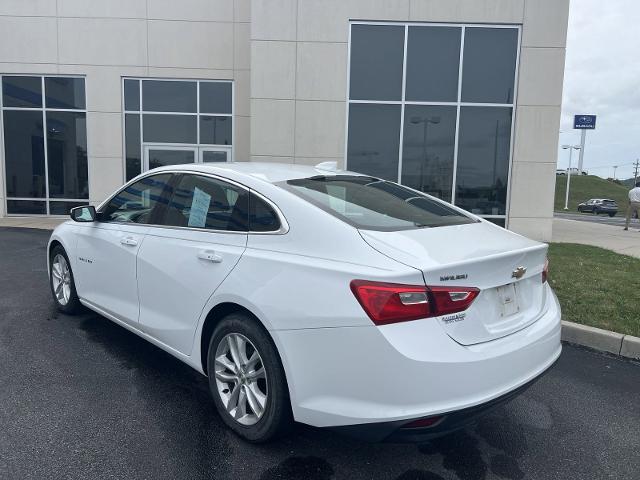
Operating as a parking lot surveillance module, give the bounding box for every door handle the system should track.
[197,250,223,263]
[120,236,138,247]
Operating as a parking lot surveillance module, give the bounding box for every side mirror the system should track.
[70,205,97,222]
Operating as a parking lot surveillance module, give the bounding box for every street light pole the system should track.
[562,144,581,210]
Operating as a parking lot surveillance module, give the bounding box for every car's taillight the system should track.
[350,280,479,326]
[542,257,549,283]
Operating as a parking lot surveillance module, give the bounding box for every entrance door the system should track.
[144,145,197,170]
[199,146,232,163]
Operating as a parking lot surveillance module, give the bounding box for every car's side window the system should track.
[162,174,249,231]
[249,193,281,232]
[100,174,172,224]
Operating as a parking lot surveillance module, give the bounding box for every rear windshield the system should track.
[280,175,476,231]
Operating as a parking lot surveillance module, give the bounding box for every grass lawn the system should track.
[554,174,630,215]
[547,243,640,337]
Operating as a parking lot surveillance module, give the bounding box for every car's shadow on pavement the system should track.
[75,311,538,480]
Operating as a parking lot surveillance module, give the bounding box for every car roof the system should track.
[149,162,363,185]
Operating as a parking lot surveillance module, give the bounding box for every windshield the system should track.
[280,175,476,231]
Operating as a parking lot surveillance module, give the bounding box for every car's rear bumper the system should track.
[274,284,562,430]
[329,358,555,442]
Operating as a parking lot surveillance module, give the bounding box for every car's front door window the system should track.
[100,174,172,224]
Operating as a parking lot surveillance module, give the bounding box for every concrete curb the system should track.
[562,321,640,360]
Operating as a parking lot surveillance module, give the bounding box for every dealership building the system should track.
[0,0,569,240]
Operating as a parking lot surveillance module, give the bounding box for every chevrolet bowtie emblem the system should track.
[511,266,527,279]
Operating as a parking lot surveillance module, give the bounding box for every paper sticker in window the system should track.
[188,186,211,228]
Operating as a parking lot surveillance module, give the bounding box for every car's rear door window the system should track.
[161,174,249,231]
[281,175,475,231]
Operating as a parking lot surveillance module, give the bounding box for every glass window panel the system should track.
[401,105,457,201]
[125,114,141,181]
[124,79,140,111]
[46,111,88,199]
[405,26,461,102]
[249,194,280,232]
[45,77,86,109]
[101,173,172,224]
[49,200,86,215]
[485,218,505,228]
[163,174,248,231]
[200,82,232,114]
[455,107,512,216]
[2,110,46,198]
[2,76,42,108]
[200,116,232,145]
[349,24,405,101]
[347,104,401,181]
[202,151,228,163]
[6,199,47,215]
[461,27,518,104]
[143,114,197,144]
[142,80,196,112]
[147,149,195,170]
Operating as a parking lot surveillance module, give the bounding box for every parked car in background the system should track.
[577,199,618,216]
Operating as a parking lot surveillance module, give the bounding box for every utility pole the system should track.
[634,159,640,184]
[613,166,618,180]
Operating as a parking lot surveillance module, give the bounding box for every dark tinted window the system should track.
[461,28,518,104]
[349,24,404,101]
[2,76,42,108]
[6,199,46,215]
[142,80,197,112]
[147,149,195,170]
[455,107,512,215]
[46,111,88,199]
[49,200,85,215]
[347,103,401,181]
[200,116,232,145]
[401,105,456,201]
[101,174,172,224]
[3,110,46,198]
[163,175,248,231]
[124,79,140,111]
[282,175,475,231]
[200,82,232,114]
[125,114,141,181]
[405,26,461,102]
[143,114,197,143]
[249,194,280,232]
[45,77,86,109]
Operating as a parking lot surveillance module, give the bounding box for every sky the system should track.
[557,0,640,179]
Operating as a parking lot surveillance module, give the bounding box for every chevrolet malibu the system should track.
[47,163,561,443]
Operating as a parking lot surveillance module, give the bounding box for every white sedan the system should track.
[48,163,561,442]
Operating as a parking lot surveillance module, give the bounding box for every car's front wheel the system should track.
[207,312,292,442]
[49,245,83,314]
[609,212,616,217]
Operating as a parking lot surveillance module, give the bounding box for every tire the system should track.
[592,208,599,215]
[577,207,582,213]
[207,312,293,442]
[49,245,83,314]
[609,212,616,217]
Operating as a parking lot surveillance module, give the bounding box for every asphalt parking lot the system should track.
[554,211,630,227]
[1,226,639,480]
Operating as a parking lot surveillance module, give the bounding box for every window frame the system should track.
[344,21,521,227]
[96,169,289,235]
[1,74,89,216]
[121,78,235,183]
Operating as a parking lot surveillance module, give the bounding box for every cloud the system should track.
[558,0,640,178]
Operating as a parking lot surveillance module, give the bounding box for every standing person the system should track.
[624,181,640,230]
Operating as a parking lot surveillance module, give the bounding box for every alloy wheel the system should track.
[51,254,71,306]
[214,333,268,426]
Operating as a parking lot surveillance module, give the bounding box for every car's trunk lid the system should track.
[360,222,548,345]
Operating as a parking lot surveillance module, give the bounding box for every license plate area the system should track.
[496,283,519,317]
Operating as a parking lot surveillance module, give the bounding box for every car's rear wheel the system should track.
[207,313,292,442]
[609,212,616,217]
[49,245,83,314]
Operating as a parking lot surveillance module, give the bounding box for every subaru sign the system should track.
[574,115,596,129]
